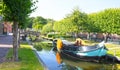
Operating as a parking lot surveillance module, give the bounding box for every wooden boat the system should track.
[53,39,120,63]
[56,39,108,59]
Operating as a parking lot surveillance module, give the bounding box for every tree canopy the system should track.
[32,16,47,31]
[88,8,120,34]
[1,0,37,61]
[41,23,53,34]
[53,8,88,34]
[37,8,120,35]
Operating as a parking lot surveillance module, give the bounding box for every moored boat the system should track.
[52,39,120,63]
[54,39,109,62]
[57,39,108,57]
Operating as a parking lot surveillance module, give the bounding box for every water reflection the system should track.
[55,51,119,70]
[56,52,62,64]
[37,50,61,70]
[37,46,120,70]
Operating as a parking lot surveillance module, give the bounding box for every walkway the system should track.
[0,34,13,63]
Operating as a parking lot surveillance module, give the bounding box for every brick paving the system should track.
[0,35,13,63]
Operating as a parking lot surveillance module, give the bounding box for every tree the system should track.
[41,23,53,34]
[53,8,88,35]
[88,8,120,34]
[87,13,102,32]
[27,17,35,28]
[1,0,37,61]
[0,0,2,15]
[66,8,88,32]
[53,18,78,34]
[32,16,47,31]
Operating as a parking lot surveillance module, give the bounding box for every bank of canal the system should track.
[30,40,120,70]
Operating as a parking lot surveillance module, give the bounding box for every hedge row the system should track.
[47,34,72,38]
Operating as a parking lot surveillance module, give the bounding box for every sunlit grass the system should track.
[0,42,43,70]
[105,43,120,57]
[80,40,120,57]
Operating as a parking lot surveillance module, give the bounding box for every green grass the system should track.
[105,43,120,69]
[85,40,120,57]
[105,43,120,57]
[78,40,120,57]
[0,42,43,70]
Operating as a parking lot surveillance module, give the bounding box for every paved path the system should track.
[0,35,13,63]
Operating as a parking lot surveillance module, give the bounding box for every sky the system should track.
[30,0,120,20]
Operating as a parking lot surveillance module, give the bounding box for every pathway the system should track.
[0,34,13,63]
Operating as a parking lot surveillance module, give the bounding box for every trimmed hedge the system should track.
[47,34,72,38]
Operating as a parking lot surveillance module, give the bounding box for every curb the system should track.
[26,38,49,70]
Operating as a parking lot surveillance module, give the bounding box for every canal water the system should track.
[36,46,120,70]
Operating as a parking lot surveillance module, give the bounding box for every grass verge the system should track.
[105,43,120,57]
[0,42,43,70]
[84,40,120,57]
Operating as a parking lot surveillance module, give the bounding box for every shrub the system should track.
[33,42,52,51]
[47,34,72,38]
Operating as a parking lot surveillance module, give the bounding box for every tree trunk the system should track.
[18,28,20,48]
[13,21,19,61]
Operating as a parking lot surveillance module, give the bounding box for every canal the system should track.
[35,41,120,70]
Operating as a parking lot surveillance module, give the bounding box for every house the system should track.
[0,22,12,35]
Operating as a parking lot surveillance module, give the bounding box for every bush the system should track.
[33,42,52,51]
[47,34,54,38]
[47,34,72,38]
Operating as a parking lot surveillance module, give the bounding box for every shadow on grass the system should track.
[0,43,43,70]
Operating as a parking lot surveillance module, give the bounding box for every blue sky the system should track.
[30,0,120,20]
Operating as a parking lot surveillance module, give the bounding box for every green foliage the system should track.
[47,33,72,38]
[53,8,88,34]
[0,43,43,70]
[55,18,78,34]
[88,8,120,34]
[0,1,2,15]
[47,33,55,38]
[32,16,47,31]
[33,42,52,51]
[87,13,102,32]
[46,18,55,23]
[1,0,38,29]
[41,23,53,34]
[66,8,88,32]
[2,0,36,21]
[1,0,38,61]
[27,17,35,28]
[54,8,120,35]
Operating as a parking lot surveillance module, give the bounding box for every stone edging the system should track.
[26,38,49,70]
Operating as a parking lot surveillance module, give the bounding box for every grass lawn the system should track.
[78,40,120,57]
[0,42,43,70]
[105,43,120,57]
[105,43,120,69]
[84,40,120,57]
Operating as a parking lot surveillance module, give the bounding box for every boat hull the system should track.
[60,51,105,62]
[60,41,107,57]
[76,47,107,57]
